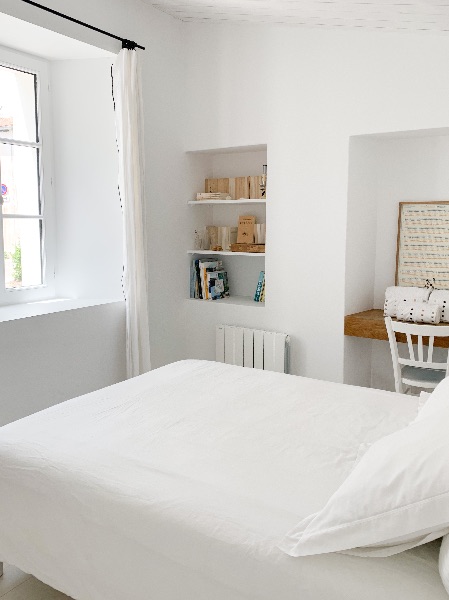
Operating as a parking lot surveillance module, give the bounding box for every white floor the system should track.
[0,564,71,599]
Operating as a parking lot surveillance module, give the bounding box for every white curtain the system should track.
[112,48,151,378]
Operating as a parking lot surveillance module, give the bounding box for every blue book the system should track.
[190,263,196,298]
[254,271,265,302]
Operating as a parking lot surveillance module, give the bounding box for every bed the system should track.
[0,359,446,600]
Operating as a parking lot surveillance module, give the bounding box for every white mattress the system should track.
[0,360,446,600]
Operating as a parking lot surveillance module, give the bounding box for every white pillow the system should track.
[440,535,449,595]
[279,407,449,558]
[416,376,449,421]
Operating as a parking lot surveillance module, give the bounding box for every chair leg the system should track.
[0,561,3,577]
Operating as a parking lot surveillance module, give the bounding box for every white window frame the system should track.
[0,45,54,306]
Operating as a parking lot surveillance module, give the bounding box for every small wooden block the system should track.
[217,178,230,193]
[230,243,249,252]
[249,175,264,199]
[234,177,250,200]
[205,178,218,193]
[247,244,265,253]
[205,178,230,194]
[206,226,218,248]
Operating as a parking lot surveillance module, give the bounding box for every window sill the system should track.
[0,298,124,323]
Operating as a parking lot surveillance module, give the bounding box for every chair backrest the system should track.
[385,317,449,392]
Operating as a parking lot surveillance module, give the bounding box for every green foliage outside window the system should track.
[5,243,22,282]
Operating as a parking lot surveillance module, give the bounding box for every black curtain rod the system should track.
[20,0,145,50]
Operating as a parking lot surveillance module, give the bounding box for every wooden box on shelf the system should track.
[205,177,249,200]
[230,243,265,253]
[205,178,231,194]
[204,176,264,200]
[248,176,264,199]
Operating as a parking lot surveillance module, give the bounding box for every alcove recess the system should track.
[344,127,449,392]
[186,144,267,307]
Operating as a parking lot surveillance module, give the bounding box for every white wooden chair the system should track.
[385,317,449,394]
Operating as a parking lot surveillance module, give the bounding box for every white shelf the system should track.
[188,199,267,205]
[187,144,267,304]
[188,296,264,307]
[186,144,267,155]
[188,250,265,257]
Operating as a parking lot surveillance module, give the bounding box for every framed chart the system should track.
[396,201,449,290]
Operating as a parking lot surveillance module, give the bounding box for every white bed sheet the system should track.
[0,360,446,600]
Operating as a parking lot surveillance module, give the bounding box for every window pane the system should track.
[3,218,42,288]
[0,65,37,143]
[1,144,40,215]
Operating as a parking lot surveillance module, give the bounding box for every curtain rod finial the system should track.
[122,39,137,50]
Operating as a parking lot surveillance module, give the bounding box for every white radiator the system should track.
[216,325,290,373]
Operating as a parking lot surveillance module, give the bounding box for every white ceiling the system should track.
[149,0,449,34]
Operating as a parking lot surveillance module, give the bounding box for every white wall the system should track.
[344,137,380,387]
[0,302,126,426]
[51,58,123,300]
[181,24,449,383]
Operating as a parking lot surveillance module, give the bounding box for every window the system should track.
[0,49,53,305]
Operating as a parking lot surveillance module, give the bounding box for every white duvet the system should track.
[0,360,446,600]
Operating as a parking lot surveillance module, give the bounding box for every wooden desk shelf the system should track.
[344,309,449,348]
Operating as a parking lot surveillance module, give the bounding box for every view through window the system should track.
[0,63,43,290]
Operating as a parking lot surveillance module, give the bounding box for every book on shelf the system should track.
[254,271,265,302]
[192,259,203,299]
[207,270,230,300]
[190,263,196,299]
[196,193,232,201]
[201,260,223,300]
[259,276,265,302]
[190,258,228,300]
